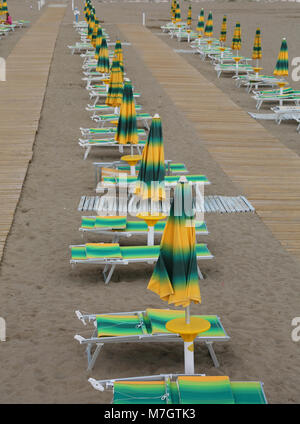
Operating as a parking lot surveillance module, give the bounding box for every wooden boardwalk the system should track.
[119,24,300,260]
[0,6,66,262]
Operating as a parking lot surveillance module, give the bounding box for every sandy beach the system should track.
[0,0,300,404]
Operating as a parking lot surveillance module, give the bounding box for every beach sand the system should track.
[0,0,300,403]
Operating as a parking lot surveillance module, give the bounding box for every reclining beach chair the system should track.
[80,127,147,139]
[270,105,300,130]
[87,90,140,106]
[215,63,253,78]
[68,42,95,54]
[88,374,267,404]
[90,112,152,130]
[69,242,213,284]
[252,90,300,110]
[96,174,210,194]
[79,138,147,159]
[79,216,208,242]
[74,308,228,370]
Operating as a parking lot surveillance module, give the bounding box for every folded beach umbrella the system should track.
[87,12,95,40]
[94,26,103,60]
[171,0,177,21]
[1,0,7,15]
[114,40,124,78]
[96,37,110,74]
[204,11,213,38]
[91,19,99,48]
[105,57,123,109]
[115,81,139,145]
[175,2,181,23]
[232,22,241,54]
[187,5,192,27]
[148,180,200,307]
[196,9,205,38]
[252,28,262,67]
[274,38,288,77]
[135,114,165,201]
[219,15,227,44]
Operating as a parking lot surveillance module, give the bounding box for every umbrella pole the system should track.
[184,305,195,375]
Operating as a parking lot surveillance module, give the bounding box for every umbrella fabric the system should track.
[96,36,110,74]
[94,26,103,60]
[171,0,177,20]
[204,11,213,38]
[219,15,227,43]
[105,57,123,108]
[135,116,165,201]
[87,13,95,40]
[274,38,288,76]
[175,2,181,23]
[197,9,205,36]
[114,40,124,77]
[91,19,99,48]
[115,81,139,145]
[187,6,192,27]
[252,28,262,60]
[1,0,8,15]
[232,22,241,51]
[148,181,201,307]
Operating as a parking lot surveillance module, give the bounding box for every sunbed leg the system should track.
[103,264,116,285]
[84,146,91,160]
[197,265,204,280]
[206,342,220,368]
[87,343,104,371]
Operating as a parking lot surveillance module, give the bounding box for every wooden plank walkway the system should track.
[118,24,300,260]
[0,6,66,262]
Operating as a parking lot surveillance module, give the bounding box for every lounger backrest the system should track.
[96,314,145,337]
[86,243,122,259]
[94,215,127,229]
[113,380,168,404]
[177,376,235,404]
[230,382,267,404]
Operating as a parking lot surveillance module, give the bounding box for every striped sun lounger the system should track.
[75,308,228,370]
[88,374,267,404]
[70,243,213,284]
[78,138,147,159]
[90,113,152,130]
[79,216,208,242]
[80,127,147,139]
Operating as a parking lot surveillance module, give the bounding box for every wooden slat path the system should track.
[118,24,300,259]
[0,6,66,262]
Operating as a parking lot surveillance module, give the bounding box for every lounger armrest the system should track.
[75,310,86,325]
[74,334,87,344]
[88,378,105,392]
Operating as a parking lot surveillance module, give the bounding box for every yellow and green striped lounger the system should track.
[253,90,300,110]
[78,138,147,159]
[91,113,152,131]
[215,63,253,78]
[80,127,147,139]
[88,90,140,106]
[88,374,267,404]
[79,216,208,242]
[70,242,213,284]
[86,104,142,115]
[75,308,228,370]
[96,174,210,193]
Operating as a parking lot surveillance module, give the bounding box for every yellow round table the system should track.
[166,317,211,374]
[121,155,142,176]
[136,213,167,245]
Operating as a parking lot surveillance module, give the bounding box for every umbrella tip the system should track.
[179,176,188,183]
[153,113,160,119]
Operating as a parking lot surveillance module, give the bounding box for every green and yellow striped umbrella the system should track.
[135,115,165,201]
[94,26,103,60]
[87,12,95,40]
[148,180,201,307]
[196,9,205,38]
[114,40,124,78]
[115,81,139,145]
[274,38,288,77]
[171,0,177,21]
[105,57,123,109]
[232,22,241,53]
[252,28,262,67]
[1,0,8,15]
[175,2,181,23]
[219,15,227,44]
[96,36,110,74]
[91,19,99,48]
[187,5,192,27]
[204,11,213,38]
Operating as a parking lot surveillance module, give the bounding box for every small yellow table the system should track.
[166,317,211,374]
[121,154,142,176]
[136,213,167,245]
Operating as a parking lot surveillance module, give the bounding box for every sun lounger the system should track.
[271,105,300,128]
[78,138,147,159]
[96,174,210,194]
[68,43,95,54]
[88,374,267,404]
[90,112,152,130]
[80,127,147,139]
[74,308,228,370]
[253,90,300,110]
[215,63,253,78]
[79,216,207,242]
[69,242,213,284]
[88,90,141,106]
